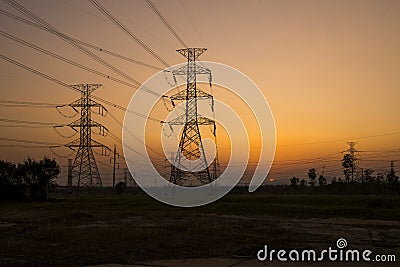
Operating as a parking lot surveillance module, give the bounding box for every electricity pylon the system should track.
[64,84,109,188]
[168,48,217,186]
[342,142,362,182]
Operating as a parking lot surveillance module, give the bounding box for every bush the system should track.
[115,182,127,195]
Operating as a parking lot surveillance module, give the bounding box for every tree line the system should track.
[290,153,399,190]
[0,157,60,201]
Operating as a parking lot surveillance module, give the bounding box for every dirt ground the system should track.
[0,193,399,266]
[91,258,399,267]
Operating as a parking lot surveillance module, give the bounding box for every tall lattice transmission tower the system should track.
[64,84,109,188]
[168,48,218,186]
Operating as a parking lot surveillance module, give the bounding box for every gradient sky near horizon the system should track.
[1,0,400,185]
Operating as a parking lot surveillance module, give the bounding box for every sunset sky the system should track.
[1,0,400,185]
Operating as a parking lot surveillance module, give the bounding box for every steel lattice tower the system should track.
[65,84,109,188]
[169,48,217,186]
[342,142,362,182]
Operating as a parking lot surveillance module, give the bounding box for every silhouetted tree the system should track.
[115,182,126,195]
[342,154,355,183]
[308,168,316,187]
[300,179,306,187]
[318,174,326,186]
[364,169,375,183]
[18,157,60,200]
[387,165,399,186]
[0,160,19,186]
[331,176,337,184]
[290,176,299,188]
[376,172,384,184]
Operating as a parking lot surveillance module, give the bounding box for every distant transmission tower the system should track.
[346,142,359,158]
[64,84,109,188]
[168,48,217,186]
[342,142,362,182]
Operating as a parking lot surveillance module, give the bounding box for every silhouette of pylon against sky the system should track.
[342,142,363,182]
[168,48,217,186]
[64,84,109,188]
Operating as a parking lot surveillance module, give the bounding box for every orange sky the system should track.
[1,0,400,184]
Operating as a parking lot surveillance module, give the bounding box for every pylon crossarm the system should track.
[170,90,187,101]
[64,138,80,148]
[71,83,102,93]
[67,119,107,131]
[176,48,207,60]
[90,139,109,149]
[93,124,109,137]
[167,113,187,125]
[196,89,213,99]
[67,118,81,128]
[172,64,211,76]
[197,116,214,125]
[90,100,108,117]
[69,98,83,107]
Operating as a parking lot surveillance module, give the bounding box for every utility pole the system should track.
[112,144,116,191]
[67,158,73,192]
[124,167,128,186]
[168,48,218,186]
[63,84,109,189]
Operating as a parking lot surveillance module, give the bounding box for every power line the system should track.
[88,0,170,67]
[1,54,74,89]
[1,7,167,98]
[0,137,62,146]
[2,2,187,102]
[108,128,166,169]
[1,30,137,89]
[280,130,400,147]
[178,0,203,43]
[0,118,61,126]
[0,144,56,148]
[0,99,65,107]
[145,0,188,48]
[0,9,163,71]
[107,111,165,158]
[3,0,144,88]
[0,54,164,123]
[2,30,165,96]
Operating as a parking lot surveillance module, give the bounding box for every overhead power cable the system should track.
[0,137,62,146]
[144,0,188,48]
[0,144,54,148]
[0,118,61,126]
[3,0,144,88]
[0,99,65,107]
[0,9,163,71]
[88,0,170,67]
[0,54,165,123]
[108,111,165,158]
[1,30,137,89]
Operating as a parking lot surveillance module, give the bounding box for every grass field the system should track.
[0,192,399,266]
